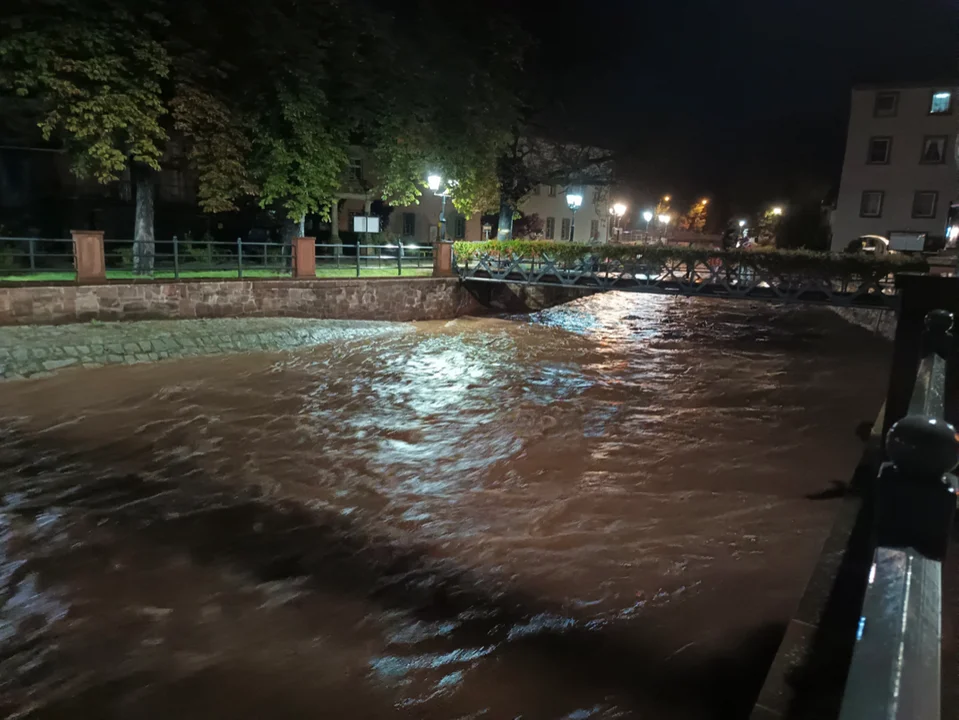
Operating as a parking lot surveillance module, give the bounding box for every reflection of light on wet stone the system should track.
[506,613,577,640]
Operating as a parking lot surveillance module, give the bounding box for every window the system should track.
[930,91,953,115]
[590,219,599,240]
[920,135,948,164]
[593,188,602,203]
[454,216,466,239]
[874,91,899,117]
[545,217,556,240]
[548,185,557,197]
[912,191,938,218]
[402,212,415,236]
[867,137,891,164]
[532,185,541,196]
[860,191,884,218]
[349,157,363,182]
[560,217,571,240]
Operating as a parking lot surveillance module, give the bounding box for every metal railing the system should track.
[0,236,76,278]
[315,242,433,277]
[0,236,435,281]
[839,310,958,720]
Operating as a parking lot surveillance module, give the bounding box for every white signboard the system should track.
[889,232,926,252]
[353,216,380,233]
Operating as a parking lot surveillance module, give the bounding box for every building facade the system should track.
[831,82,959,252]
[520,184,610,243]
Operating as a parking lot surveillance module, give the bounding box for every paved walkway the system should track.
[0,318,408,380]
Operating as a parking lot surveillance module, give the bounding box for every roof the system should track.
[853,79,959,91]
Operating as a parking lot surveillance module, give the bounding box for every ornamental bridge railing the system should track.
[453,246,907,309]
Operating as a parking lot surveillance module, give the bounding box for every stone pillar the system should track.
[71,229,106,283]
[292,236,316,279]
[433,241,453,277]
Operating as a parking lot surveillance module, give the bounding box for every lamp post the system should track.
[642,210,653,236]
[609,202,627,242]
[658,213,671,241]
[771,206,784,216]
[427,173,447,241]
[566,189,583,242]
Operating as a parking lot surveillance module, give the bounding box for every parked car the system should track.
[844,235,892,255]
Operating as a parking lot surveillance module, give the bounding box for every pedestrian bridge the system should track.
[453,246,910,309]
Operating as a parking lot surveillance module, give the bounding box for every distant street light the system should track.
[658,214,671,225]
[609,202,627,243]
[771,206,784,216]
[566,190,583,242]
[427,173,448,241]
[663,195,671,202]
[738,219,747,227]
[701,198,709,205]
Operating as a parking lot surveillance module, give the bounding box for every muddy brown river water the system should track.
[0,293,890,719]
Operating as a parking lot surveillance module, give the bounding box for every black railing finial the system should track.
[886,414,959,481]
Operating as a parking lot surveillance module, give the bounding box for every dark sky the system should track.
[515,0,959,213]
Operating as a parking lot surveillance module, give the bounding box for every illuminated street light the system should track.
[701,198,709,205]
[612,202,627,217]
[771,206,784,216]
[658,214,671,225]
[427,174,442,192]
[663,195,671,202]
[738,219,746,227]
[566,190,583,242]
[426,173,448,240]
[642,210,654,234]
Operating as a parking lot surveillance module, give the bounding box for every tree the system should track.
[0,0,170,271]
[679,198,709,232]
[756,208,784,246]
[512,213,545,239]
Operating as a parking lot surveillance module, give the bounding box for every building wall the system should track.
[339,195,482,245]
[831,84,959,251]
[519,184,610,243]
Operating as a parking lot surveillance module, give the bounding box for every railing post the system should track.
[71,229,106,283]
[173,234,180,279]
[28,237,36,271]
[237,236,243,278]
[356,242,361,278]
[433,241,453,277]
[397,240,402,276]
[292,236,315,279]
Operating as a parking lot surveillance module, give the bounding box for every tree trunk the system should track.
[133,165,156,274]
[496,197,514,241]
[280,216,302,271]
[330,199,341,255]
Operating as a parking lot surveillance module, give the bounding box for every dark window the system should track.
[930,91,953,115]
[560,217,571,240]
[548,185,557,197]
[349,157,363,181]
[912,191,938,218]
[402,212,415,236]
[545,217,555,239]
[874,91,899,117]
[860,191,884,218]
[590,219,599,240]
[532,185,541,196]
[920,135,948,164]
[593,188,602,203]
[454,216,466,239]
[867,137,891,164]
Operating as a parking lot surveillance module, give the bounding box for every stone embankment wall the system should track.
[0,277,480,326]
[830,307,897,341]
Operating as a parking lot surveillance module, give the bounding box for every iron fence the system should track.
[315,242,434,277]
[0,237,76,279]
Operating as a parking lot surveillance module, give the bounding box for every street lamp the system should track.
[609,202,627,243]
[427,173,448,241]
[566,190,583,242]
[771,206,784,216]
[663,195,671,202]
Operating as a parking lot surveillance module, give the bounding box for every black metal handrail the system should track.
[839,310,958,720]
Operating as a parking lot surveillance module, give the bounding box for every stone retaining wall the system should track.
[829,307,897,341]
[0,277,480,326]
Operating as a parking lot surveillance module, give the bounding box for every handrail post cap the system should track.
[924,309,954,334]
[887,414,959,478]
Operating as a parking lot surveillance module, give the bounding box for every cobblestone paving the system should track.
[0,318,409,381]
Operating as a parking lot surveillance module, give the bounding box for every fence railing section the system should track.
[838,310,958,720]
[0,236,435,281]
[315,242,433,277]
[454,248,901,308]
[0,237,76,278]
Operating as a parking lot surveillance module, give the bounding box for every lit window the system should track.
[560,218,571,240]
[874,91,899,117]
[912,191,938,219]
[548,185,557,197]
[545,217,555,239]
[454,216,466,239]
[867,137,891,164]
[930,91,952,115]
[860,191,884,218]
[402,212,415,236]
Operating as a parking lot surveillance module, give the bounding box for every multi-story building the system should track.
[831,81,959,252]
[520,183,610,243]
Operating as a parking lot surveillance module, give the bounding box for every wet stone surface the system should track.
[0,318,408,380]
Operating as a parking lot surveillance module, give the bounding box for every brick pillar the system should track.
[71,230,106,283]
[292,236,316,279]
[433,241,453,277]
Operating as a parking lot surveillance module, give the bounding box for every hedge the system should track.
[452,240,928,276]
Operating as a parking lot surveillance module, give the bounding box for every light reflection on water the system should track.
[0,293,890,719]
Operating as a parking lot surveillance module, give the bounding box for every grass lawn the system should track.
[0,267,434,283]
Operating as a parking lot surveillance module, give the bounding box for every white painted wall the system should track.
[832,84,959,251]
[519,184,611,243]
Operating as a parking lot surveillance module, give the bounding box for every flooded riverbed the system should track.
[0,294,889,718]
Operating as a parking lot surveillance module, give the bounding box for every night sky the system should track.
[513,0,958,215]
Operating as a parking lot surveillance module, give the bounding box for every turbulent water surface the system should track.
[0,293,890,719]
